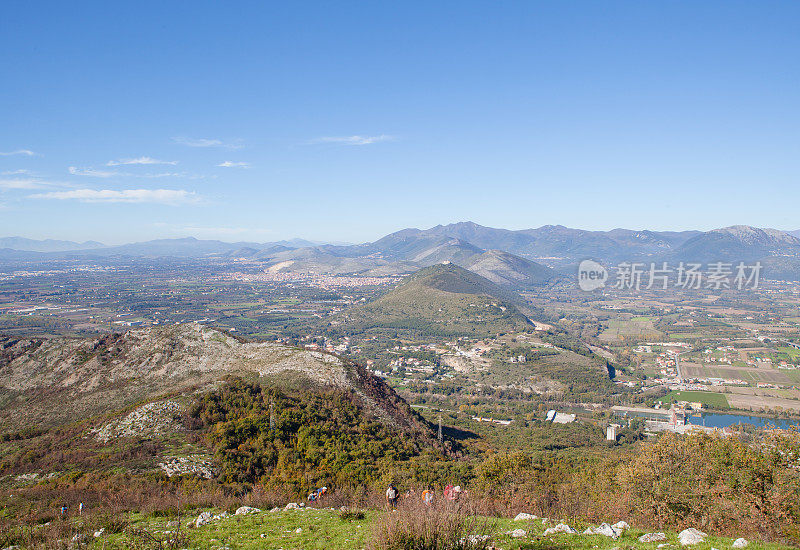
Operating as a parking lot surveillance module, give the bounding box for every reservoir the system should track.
[686,412,800,430]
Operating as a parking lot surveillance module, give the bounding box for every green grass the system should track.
[658,390,729,408]
[74,508,793,550]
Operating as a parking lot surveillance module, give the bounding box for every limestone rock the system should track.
[510,529,526,538]
[235,506,261,515]
[732,539,749,549]
[678,528,707,546]
[514,512,538,521]
[543,523,576,536]
[639,533,667,543]
[195,511,214,527]
[584,523,621,539]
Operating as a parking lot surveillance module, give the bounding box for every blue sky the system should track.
[1,1,798,244]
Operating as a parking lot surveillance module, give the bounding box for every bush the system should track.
[619,430,800,540]
[340,509,367,521]
[369,497,494,550]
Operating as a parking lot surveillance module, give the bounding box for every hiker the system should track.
[386,484,399,509]
[421,487,434,506]
[308,486,328,503]
[79,502,84,515]
[60,505,67,517]
[444,484,454,501]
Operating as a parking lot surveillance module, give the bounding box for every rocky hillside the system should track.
[0,323,426,433]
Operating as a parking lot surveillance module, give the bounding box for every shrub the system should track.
[369,497,494,550]
[340,509,367,521]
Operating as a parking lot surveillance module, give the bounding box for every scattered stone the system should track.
[510,529,527,538]
[612,521,629,531]
[732,539,749,548]
[14,472,39,483]
[678,528,707,546]
[71,533,86,543]
[159,455,218,479]
[195,511,214,527]
[658,544,672,549]
[166,520,178,528]
[270,507,281,513]
[543,523,577,536]
[285,502,300,510]
[584,523,621,539]
[235,506,261,515]
[93,528,105,538]
[514,512,538,521]
[3,546,22,550]
[92,400,182,442]
[639,533,668,543]
[295,527,302,534]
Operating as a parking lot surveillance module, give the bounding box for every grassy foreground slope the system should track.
[28,506,794,550]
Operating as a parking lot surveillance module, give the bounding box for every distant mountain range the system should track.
[0,236,105,252]
[3,222,800,282]
[0,236,331,257]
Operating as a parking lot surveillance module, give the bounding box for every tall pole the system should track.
[270,400,275,429]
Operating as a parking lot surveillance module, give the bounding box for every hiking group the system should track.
[385,483,464,509]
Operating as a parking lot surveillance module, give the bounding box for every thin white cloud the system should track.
[311,135,395,146]
[30,188,199,205]
[1,169,31,175]
[217,161,250,168]
[141,172,199,179]
[172,136,243,149]
[0,178,50,190]
[106,156,178,166]
[0,149,37,156]
[69,166,118,178]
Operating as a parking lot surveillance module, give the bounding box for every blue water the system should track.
[686,412,800,430]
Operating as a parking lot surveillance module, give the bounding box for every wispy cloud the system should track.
[140,172,204,179]
[30,188,199,205]
[0,178,49,190]
[217,161,250,168]
[106,156,178,166]
[1,169,32,175]
[172,136,243,149]
[0,149,37,157]
[68,166,118,178]
[310,135,395,146]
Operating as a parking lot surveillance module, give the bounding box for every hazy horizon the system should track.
[3,220,800,248]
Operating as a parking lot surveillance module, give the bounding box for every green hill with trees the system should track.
[332,263,534,338]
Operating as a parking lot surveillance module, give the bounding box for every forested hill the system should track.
[332,263,534,338]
